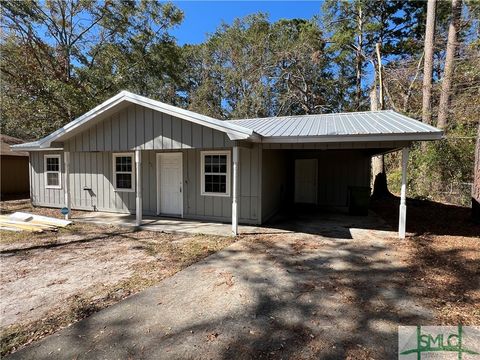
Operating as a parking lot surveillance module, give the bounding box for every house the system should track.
[1,135,30,199]
[11,91,442,237]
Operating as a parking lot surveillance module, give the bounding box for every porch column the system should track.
[135,149,142,227]
[399,147,409,239]
[64,151,71,220]
[232,145,239,236]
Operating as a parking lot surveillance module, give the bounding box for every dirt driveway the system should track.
[7,207,479,360]
[1,198,480,359]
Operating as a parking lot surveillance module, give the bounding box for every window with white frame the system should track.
[44,154,61,189]
[201,151,230,196]
[113,153,135,191]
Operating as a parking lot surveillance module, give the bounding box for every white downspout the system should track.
[135,149,142,227]
[232,145,239,236]
[399,147,409,238]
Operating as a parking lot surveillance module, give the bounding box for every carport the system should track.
[228,110,443,238]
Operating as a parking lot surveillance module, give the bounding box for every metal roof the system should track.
[11,92,443,152]
[227,110,442,142]
[12,91,259,151]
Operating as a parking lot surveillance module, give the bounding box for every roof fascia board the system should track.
[11,146,64,151]
[261,132,443,143]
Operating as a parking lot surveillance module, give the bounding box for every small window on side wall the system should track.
[113,153,135,192]
[44,155,61,189]
[201,151,231,197]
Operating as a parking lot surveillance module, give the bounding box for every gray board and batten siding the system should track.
[30,104,262,224]
[261,149,371,222]
[63,104,234,152]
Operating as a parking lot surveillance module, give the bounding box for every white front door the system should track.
[157,153,183,216]
[294,159,318,204]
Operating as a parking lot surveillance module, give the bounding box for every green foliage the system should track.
[386,127,477,206]
[0,0,184,139]
[321,0,425,110]
[184,14,338,119]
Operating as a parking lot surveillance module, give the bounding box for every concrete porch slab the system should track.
[73,212,281,237]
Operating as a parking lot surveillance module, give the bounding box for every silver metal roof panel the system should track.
[226,110,442,142]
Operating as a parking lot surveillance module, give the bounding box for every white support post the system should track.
[64,151,71,220]
[399,147,409,239]
[232,145,239,236]
[135,149,142,227]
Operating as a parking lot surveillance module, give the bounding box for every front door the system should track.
[294,159,318,204]
[157,153,183,216]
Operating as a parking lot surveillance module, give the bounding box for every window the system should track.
[44,155,61,189]
[201,151,230,196]
[113,153,135,191]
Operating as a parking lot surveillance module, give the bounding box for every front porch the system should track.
[74,212,269,237]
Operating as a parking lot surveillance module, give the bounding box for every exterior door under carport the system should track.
[294,158,318,204]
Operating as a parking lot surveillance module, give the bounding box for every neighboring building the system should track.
[1,135,30,199]
[12,91,442,237]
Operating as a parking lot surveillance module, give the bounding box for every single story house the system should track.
[1,135,30,198]
[12,91,442,237]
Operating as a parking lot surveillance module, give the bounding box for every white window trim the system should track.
[200,150,231,197]
[112,153,135,192]
[44,154,62,189]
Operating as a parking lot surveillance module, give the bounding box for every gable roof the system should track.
[12,91,259,150]
[1,135,29,156]
[227,110,443,143]
[12,91,442,151]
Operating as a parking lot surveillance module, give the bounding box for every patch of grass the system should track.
[0,222,97,247]
[0,230,31,244]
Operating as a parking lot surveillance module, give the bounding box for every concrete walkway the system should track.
[74,212,271,236]
[8,213,433,359]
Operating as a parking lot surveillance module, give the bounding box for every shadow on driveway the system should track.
[7,211,477,359]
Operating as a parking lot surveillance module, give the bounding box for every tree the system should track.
[322,1,426,111]
[371,42,391,198]
[437,0,463,129]
[0,0,184,139]
[422,0,437,124]
[184,15,336,119]
[473,122,480,222]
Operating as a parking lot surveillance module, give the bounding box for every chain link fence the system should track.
[437,182,473,207]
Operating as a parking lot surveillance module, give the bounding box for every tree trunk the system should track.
[375,43,384,110]
[422,0,437,125]
[437,0,462,130]
[355,5,363,110]
[472,122,480,222]
[371,44,390,199]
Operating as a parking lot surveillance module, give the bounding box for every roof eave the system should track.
[261,132,444,143]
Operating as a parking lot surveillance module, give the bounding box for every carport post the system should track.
[399,147,409,239]
[232,145,239,236]
[64,151,71,220]
[135,149,142,227]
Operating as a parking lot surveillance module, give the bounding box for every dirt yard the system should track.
[371,196,480,325]
[0,200,235,355]
[1,197,479,358]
